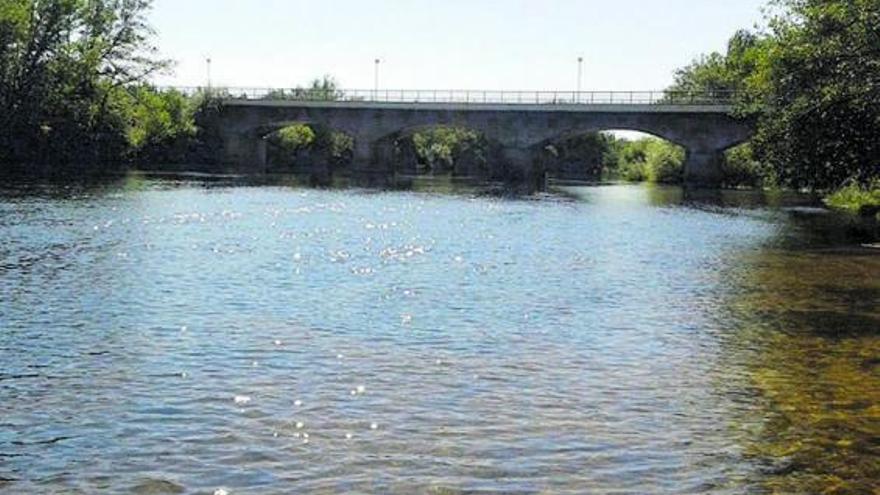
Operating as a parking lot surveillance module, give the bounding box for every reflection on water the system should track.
[0,175,877,494]
[722,250,880,494]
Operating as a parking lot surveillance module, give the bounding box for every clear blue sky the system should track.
[150,0,767,91]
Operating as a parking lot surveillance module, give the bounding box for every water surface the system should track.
[1,177,878,494]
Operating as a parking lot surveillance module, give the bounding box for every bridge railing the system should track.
[160,87,737,106]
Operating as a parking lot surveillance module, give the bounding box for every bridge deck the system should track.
[220,99,734,114]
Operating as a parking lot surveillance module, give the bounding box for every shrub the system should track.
[611,138,683,183]
[825,180,880,217]
[274,125,316,154]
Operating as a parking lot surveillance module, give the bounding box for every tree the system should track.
[666,29,770,110]
[752,0,880,190]
[0,0,168,167]
[667,0,880,191]
[411,126,487,174]
[263,75,343,101]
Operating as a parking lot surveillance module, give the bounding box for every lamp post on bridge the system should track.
[374,58,381,102]
[206,56,212,90]
[577,56,583,103]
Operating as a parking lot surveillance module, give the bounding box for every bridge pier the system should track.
[221,133,270,172]
[683,148,724,186]
[501,146,543,189]
[256,138,267,171]
[350,139,370,170]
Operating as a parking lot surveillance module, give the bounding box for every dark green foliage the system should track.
[266,123,353,171]
[722,143,770,188]
[0,0,169,171]
[752,0,880,191]
[669,0,880,192]
[539,133,615,180]
[410,126,488,175]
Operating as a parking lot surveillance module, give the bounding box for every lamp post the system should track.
[206,56,212,90]
[577,56,583,102]
[374,58,381,101]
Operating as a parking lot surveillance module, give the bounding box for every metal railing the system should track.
[160,87,737,106]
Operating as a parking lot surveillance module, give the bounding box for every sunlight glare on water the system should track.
[0,179,878,494]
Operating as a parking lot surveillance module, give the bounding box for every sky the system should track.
[149,0,768,92]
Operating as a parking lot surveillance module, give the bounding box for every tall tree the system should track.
[753,0,880,189]
[0,0,167,166]
[666,0,880,191]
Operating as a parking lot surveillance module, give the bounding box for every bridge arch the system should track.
[371,124,505,178]
[255,121,355,180]
[527,129,688,182]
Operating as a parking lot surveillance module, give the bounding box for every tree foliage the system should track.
[539,133,616,180]
[266,123,353,170]
[263,75,342,101]
[410,126,487,174]
[754,0,880,190]
[0,0,169,168]
[126,86,197,162]
[609,138,685,184]
[669,0,880,191]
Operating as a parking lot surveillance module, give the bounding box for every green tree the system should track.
[264,75,342,101]
[540,133,617,180]
[0,0,167,168]
[411,126,487,174]
[668,0,880,192]
[266,123,353,170]
[612,138,685,184]
[665,29,769,108]
[126,86,197,163]
[752,0,880,190]
[644,139,685,183]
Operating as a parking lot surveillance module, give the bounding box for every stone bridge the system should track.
[210,97,753,185]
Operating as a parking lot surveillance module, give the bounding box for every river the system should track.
[1,175,878,494]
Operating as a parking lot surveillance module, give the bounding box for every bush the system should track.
[274,125,316,154]
[619,160,648,181]
[266,124,353,170]
[825,180,880,217]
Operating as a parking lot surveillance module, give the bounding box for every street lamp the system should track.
[374,58,381,101]
[577,56,584,102]
[206,56,212,90]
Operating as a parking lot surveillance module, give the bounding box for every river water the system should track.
[1,176,878,494]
